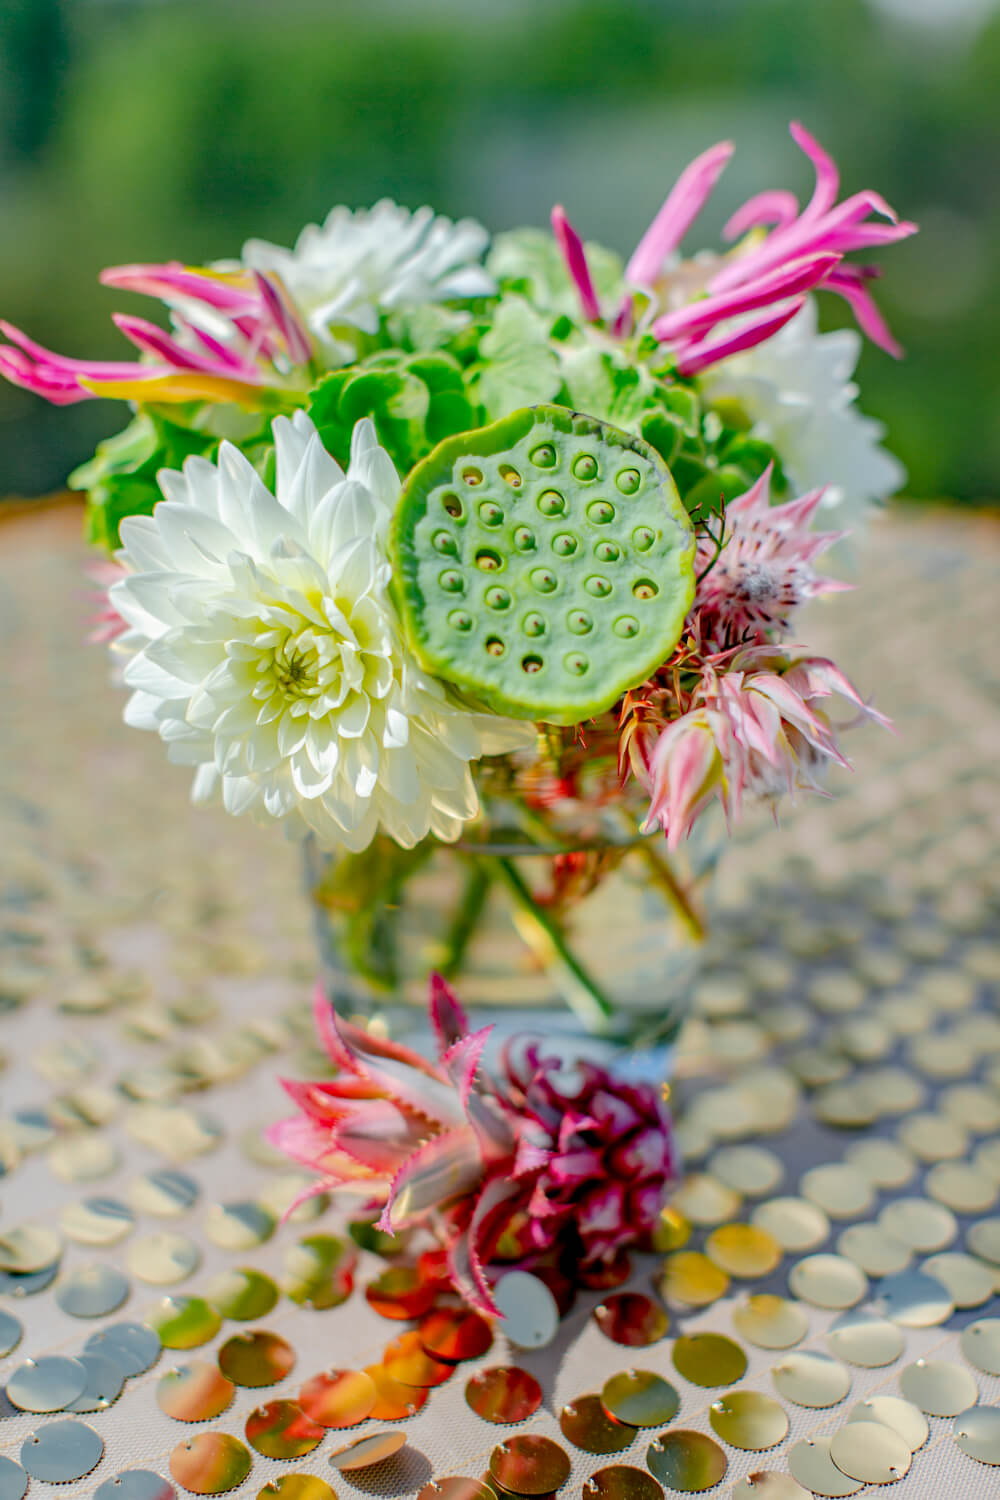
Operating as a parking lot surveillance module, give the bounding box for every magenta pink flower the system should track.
[551,122,916,373]
[0,263,312,408]
[695,465,849,644]
[638,646,890,848]
[270,975,675,1315]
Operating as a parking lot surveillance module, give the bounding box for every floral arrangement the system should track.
[1,122,913,1021]
[271,974,676,1314]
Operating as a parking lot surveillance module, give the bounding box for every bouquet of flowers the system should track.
[1,122,913,1032]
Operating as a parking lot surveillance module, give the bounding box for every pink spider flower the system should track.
[551,122,916,374]
[270,975,675,1315]
[86,560,131,645]
[0,262,312,408]
[695,464,850,644]
[638,646,890,848]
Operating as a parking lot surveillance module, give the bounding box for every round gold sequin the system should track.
[877,1196,958,1252]
[419,1307,493,1362]
[19,1419,104,1482]
[559,1394,634,1454]
[601,1371,679,1428]
[60,1196,135,1247]
[48,1134,120,1182]
[975,1139,1000,1182]
[128,1232,201,1286]
[772,1351,851,1408]
[953,1405,1000,1465]
[645,1430,727,1493]
[824,1311,904,1368]
[961,1319,1000,1376]
[788,1254,867,1309]
[593,1293,668,1347]
[417,1482,495,1500]
[0,1224,63,1273]
[258,1477,336,1500]
[672,1332,746,1388]
[874,1269,953,1326]
[940,1084,1000,1133]
[218,1330,294,1388]
[489,1434,570,1495]
[144,1297,221,1350]
[245,1400,324,1459]
[382,1330,453,1388]
[130,1170,200,1218]
[671,1174,742,1225]
[799,1165,874,1220]
[835,1223,912,1277]
[705,1224,782,1277]
[862,1066,924,1115]
[657,1251,729,1308]
[465,1366,542,1424]
[924,1162,998,1214]
[328,1430,406,1472]
[828,1422,911,1484]
[366,1265,437,1320]
[967,1218,1000,1265]
[708,1391,788,1451]
[729,1474,810,1500]
[580,1251,632,1291]
[787,1437,862,1497]
[847,1396,928,1451]
[732,1295,808,1350]
[896,1112,967,1162]
[168,1433,252,1494]
[582,1465,664,1500]
[649,1206,691,1252]
[127,1106,222,1162]
[203,1268,279,1321]
[843,1139,915,1190]
[750,1197,829,1252]
[282,1233,355,1309]
[706,1145,784,1197]
[157,1363,236,1422]
[899,1358,979,1417]
[203,1203,275,1251]
[493,1270,559,1348]
[364,1364,429,1419]
[921,1252,996,1308]
[298,1370,377,1428]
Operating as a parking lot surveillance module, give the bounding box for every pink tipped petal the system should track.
[429,971,470,1053]
[652,252,839,343]
[611,293,634,338]
[789,121,841,221]
[626,140,735,288]
[252,270,313,364]
[312,981,359,1072]
[0,350,92,403]
[376,1126,483,1232]
[674,298,806,376]
[550,205,601,322]
[825,271,903,357]
[112,313,261,381]
[723,188,801,241]
[448,1175,523,1317]
[100,262,258,312]
[441,1026,493,1110]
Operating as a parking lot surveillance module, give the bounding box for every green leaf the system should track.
[74,411,220,550]
[487,227,624,319]
[465,295,561,421]
[559,347,656,428]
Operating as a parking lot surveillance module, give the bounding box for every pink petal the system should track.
[448,1174,523,1316]
[652,252,839,343]
[428,971,470,1054]
[251,270,313,364]
[376,1126,483,1232]
[674,297,807,377]
[789,121,841,222]
[723,189,800,241]
[441,1027,493,1111]
[551,205,601,321]
[626,140,735,288]
[100,261,258,313]
[112,313,261,380]
[825,269,903,358]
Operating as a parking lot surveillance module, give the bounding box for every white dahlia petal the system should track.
[112,413,532,852]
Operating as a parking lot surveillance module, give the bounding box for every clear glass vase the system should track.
[305,807,721,1065]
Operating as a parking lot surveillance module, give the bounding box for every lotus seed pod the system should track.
[390,404,696,725]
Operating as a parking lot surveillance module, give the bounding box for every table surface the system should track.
[1,503,999,1499]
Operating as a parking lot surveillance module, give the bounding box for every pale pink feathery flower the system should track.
[0,263,312,408]
[269,975,676,1315]
[550,122,916,373]
[86,561,131,645]
[695,464,850,643]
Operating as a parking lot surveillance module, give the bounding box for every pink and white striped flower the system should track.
[551,122,916,374]
[271,974,676,1314]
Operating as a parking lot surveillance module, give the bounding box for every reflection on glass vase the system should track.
[305,807,721,1066]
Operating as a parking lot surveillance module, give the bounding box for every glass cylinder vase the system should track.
[305,811,720,1065]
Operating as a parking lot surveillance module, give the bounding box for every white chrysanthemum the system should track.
[110,413,532,852]
[700,299,905,531]
[242,201,495,362]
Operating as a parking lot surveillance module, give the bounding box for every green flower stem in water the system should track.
[492,855,615,1030]
[634,837,706,945]
[434,857,493,980]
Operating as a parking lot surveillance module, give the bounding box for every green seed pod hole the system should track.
[522,654,544,673]
[633,578,659,599]
[498,464,522,488]
[522,614,546,637]
[616,468,641,494]
[587,500,615,525]
[573,454,598,480]
[552,533,578,556]
[476,548,503,571]
[529,444,557,468]
[479,502,504,527]
[485,637,505,656]
[538,489,566,517]
[439,570,465,593]
[433,530,457,555]
[514,527,536,551]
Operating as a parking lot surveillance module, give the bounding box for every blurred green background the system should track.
[1,0,997,503]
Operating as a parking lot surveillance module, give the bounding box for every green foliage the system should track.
[390,404,696,726]
[464,296,562,422]
[487,228,625,321]
[313,837,433,991]
[72,412,220,551]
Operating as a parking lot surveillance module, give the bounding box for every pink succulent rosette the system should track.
[270,975,676,1314]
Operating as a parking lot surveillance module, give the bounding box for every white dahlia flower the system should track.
[110,413,532,852]
[242,201,495,362]
[700,299,905,531]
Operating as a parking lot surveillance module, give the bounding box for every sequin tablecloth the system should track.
[1,503,999,1499]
